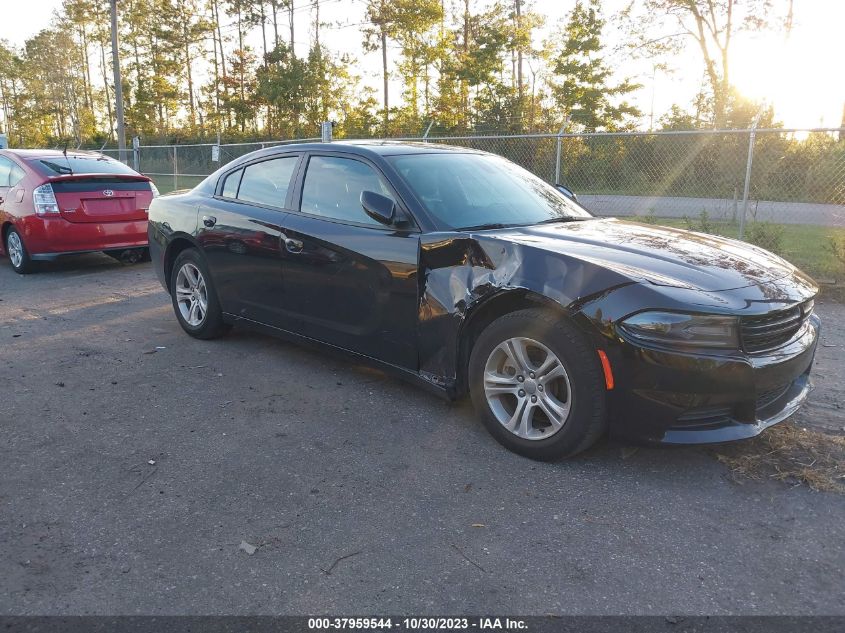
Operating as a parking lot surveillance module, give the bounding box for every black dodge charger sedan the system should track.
[148,142,819,460]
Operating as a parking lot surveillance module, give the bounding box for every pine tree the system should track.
[547,0,640,131]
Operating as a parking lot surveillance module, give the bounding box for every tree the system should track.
[508,0,543,123]
[363,0,398,133]
[225,0,252,119]
[0,0,807,147]
[391,0,443,120]
[61,0,97,116]
[256,42,309,135]
[547,0,640,131]
[0,41,27,145]
[221,46,258,132]
[624,0,776,128]
[172,0,214,130]
[429,1,511,131]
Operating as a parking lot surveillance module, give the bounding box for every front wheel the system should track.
[468,308,607,461]
[170,248,230,339]
[5,227,33,274]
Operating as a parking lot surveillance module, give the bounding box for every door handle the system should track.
[284,238,303,254]
[202,215,217,228]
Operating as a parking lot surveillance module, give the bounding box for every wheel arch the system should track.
[455,289,573,396]
[1,220,19,254]
[163,234,201,292]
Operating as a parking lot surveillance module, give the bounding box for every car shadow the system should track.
[222,326,719,483]
[23,252,142,275]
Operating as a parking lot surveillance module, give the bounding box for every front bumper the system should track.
[17,215,148,257]
[606,314,819,445]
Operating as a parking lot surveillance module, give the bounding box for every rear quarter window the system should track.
[221,169,243,198]
[9,163,25,187]
[0,156,12,187]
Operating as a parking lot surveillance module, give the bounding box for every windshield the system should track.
[32,155,139,176]
[387,152,592,230]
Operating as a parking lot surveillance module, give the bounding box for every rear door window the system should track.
[235,156,299,208]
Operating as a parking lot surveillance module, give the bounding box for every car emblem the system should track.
[103,190,114,197]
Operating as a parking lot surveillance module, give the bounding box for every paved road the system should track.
[579,194,845,227]
[1,255,843,615]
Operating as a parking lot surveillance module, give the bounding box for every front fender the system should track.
[417,232,633,392]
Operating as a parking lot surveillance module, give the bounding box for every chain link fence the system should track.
[134,127,845,281]
[130,138,318,193]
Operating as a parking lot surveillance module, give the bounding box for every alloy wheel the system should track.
[7,232,23,269]
[483,336,573,440]
[175,262,208,327]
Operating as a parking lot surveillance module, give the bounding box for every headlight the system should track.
[618,311,739,349]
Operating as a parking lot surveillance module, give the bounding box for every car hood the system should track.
[484,218,807,292]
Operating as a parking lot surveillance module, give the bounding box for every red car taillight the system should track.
[33,183,60,215]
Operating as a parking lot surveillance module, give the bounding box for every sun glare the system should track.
[730,7,845,129]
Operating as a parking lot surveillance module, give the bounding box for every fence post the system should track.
[732,185,738,223]
[173,146,178,192]
[132,136,140,172]
[422,120,434,142]
[739,113,761,240]
[554,116,570,185]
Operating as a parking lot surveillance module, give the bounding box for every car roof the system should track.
[1,149,116,160]
[252,140,486,159]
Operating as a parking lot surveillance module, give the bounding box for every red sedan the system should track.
[0,149,157,273]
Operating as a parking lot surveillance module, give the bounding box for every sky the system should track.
[3,0,844,130]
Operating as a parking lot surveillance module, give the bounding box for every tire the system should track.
[468,308,607,461]
[170,248,230,339]
[5,226,34,274]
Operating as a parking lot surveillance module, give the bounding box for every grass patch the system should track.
[713,421,845,493]
[629,216,845,281]
[150,175,207,195]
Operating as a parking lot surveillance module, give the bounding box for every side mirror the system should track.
[555,184,578,201]
[361,190,396,225]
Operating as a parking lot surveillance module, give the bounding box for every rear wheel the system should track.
[5,227,33,274]
[170,248,230,339]
[468,308,607,460]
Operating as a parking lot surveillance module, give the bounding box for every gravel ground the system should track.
[792,301,845,434]
[0,254,843,615]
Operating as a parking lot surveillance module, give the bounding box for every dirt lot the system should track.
[0,254,843,615]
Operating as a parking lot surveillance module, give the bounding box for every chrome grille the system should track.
[740,302,812,353]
